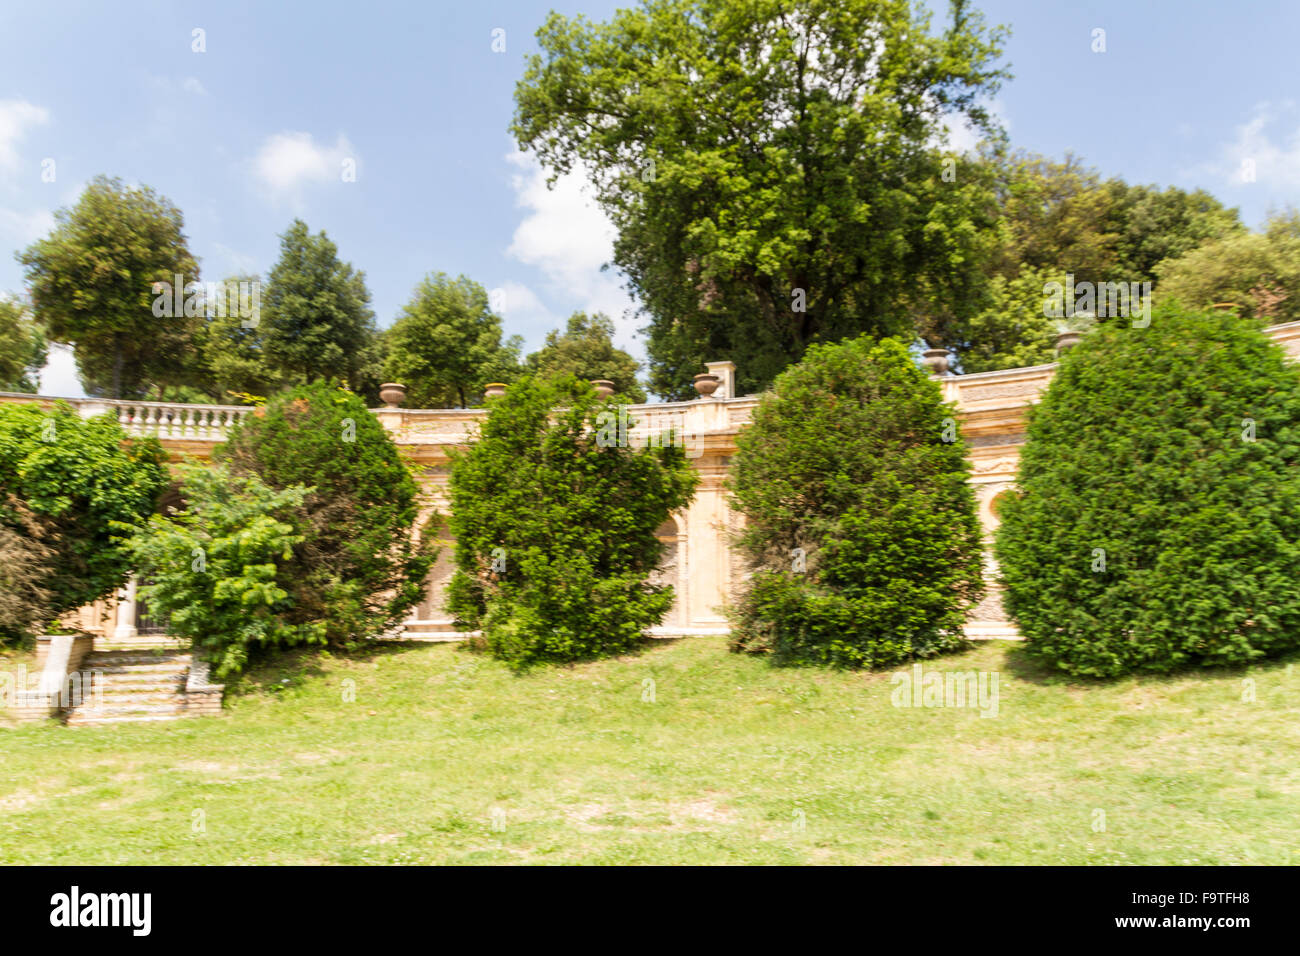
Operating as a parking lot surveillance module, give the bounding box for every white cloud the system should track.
[182,77,208,96]
[38,342,85,398]
[495,280,555,326]
[1211,101,1300,190]
[251,131,355,199]
[0,98,49,170]
[505,150,640,351]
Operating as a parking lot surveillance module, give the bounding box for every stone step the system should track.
[67,700,185,718]
[388,620,478,642]
[85,677,186,691]
[84,662,190,676]
[86,666,188,678]
[85,688,184,703]
[66,711,190,726]
[86,652,192,665]
[93,636,187,652]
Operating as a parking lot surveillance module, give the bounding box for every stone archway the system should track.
[411,513,458,626]
[650,516,687,631]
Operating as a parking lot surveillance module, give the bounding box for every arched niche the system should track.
[651,516,687,630]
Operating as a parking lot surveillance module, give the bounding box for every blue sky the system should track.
[1,0,1297,397]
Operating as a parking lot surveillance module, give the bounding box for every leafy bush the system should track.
[996,305,1300,677]
[120,466,313,677]
[218,382,435,648]
[728,336,984,668]
[0,403,168,629]
[446,375,697,667]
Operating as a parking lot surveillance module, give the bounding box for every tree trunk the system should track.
[112,333,124,400]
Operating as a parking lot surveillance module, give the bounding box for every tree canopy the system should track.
[382,273,522,407]
[261,219,380,396]
[194,274,285,404]
[525,311,646,402]
[19,175,200,399]
[1156,212,1300,323]
[513,0,1009,398]
[932,150,1245,372]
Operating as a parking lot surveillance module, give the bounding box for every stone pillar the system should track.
[704,361,736,400]
[113,576,138,640]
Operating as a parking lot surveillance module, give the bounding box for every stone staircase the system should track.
[64,649,192,726]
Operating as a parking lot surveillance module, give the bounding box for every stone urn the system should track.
[591,379,615,400]
[693,373,721,397]
[921,347,951,376]
[1054,330,1083,352]
[483,382,508,399]
[378,382,407,408]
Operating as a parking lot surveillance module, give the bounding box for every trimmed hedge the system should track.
[728,336,985,667]
[446,375,697,668]
[995,305,1300,677]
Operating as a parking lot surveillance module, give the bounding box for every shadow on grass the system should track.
[999,637,1300,688]
[224,639,427,698]
[458,633,688,676]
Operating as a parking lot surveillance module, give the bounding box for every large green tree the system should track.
[945,150,1244,372]
[261,220,379,394]
[0,297,47,393]
[195,274,286,403]
[525,311,646,402]
[1155,212,1300,323]
[19,176,200,399]
[382,273,522,407]
[513,0,1009,398]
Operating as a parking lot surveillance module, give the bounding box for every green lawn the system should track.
[2,637,1298,865]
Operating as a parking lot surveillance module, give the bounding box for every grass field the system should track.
[2,637,1298,865]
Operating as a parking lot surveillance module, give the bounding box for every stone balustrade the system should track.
[0,392,255,443]
[111,401,252,441]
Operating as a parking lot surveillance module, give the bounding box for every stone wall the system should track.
[9,320,1299,643]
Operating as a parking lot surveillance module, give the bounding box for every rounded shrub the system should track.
[446,375,697,668]
[728,335,985,668]
[218,382,435,648]
[995,304,1300,677]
